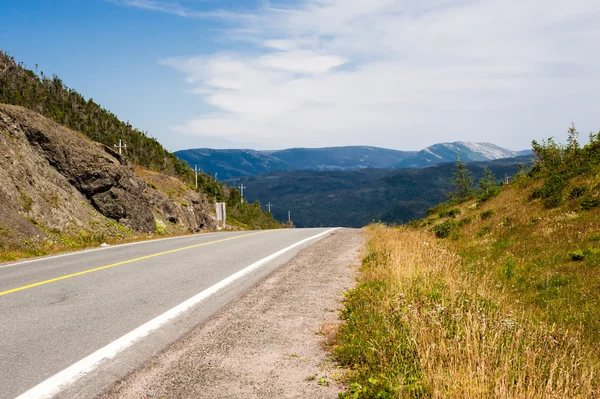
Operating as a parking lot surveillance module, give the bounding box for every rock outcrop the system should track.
[0,104,215,246]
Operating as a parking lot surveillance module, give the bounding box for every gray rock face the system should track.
[0,104,215,242]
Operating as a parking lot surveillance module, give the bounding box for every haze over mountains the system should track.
[175,142,531,179]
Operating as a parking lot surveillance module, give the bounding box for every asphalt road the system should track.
[0,228,334,399]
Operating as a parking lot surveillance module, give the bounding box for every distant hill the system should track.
[268,146,415,171]
[229,155,534,228]
[394,142,525,168]
[176,143,529,179]
[174,149,292,179]
[175,146,415,179]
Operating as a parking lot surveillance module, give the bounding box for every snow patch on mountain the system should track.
[424,147,443,159]
[457,141,518,159]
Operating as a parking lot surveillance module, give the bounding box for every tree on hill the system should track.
[0,51,284,229]
[477,167,499,202]
[447,156,474,203]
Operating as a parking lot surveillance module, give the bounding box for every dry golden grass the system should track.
[135,166,193,200]
[335,224,599,398]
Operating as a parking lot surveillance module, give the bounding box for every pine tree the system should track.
[448,156,474,203]
[477,167,499,202]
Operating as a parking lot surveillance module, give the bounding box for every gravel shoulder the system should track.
[98,228,364,399]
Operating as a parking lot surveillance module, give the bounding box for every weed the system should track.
[335,225,600,398]
[480,209,494,220]
[569,185,587,199]
[405,220,421,229]
[154,219,167,235]
[589,233,600,241]
[568,250,585,261]
[476,225,491,237]
[439,208,461,219]
[18,188,33,212]
[580,195,600,210]
[502,257,517,279]
[26,217,40,226]
[318,377,330,387]
[457,217,472,227]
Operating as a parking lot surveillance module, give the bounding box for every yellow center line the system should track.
[0,231,267,298]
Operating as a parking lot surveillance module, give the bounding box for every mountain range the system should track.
[229,155,533,228]
[175,142,531,179]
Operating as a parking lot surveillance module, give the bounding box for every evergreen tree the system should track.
[447,156,474,203]
[477,167,499,202]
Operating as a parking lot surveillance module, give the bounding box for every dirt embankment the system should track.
[0,104,216,248]
[100,228,363,399]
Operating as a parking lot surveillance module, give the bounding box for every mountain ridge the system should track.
[175,142,530,179]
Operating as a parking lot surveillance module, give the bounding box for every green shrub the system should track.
[580,195,600,210]
[588,233,600,241]
[477,167,500,202]
[476,226,491,237]
[405,220,421,229]
[502,257,516,279]
[439,208,461,219]
[480,209,495,220]
[432,220,456,238]
[569,185,587,199]
[457,217,472,227]
[541,174,568,208]
[154,219,166,235]
[568,250,585,261]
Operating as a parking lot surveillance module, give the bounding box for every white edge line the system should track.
[15,228,340,399]
[0,231,232,269]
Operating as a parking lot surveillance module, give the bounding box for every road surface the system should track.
[0,228,335,399]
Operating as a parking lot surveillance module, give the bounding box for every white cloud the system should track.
[107,0,254,21]
[159,0,600,150]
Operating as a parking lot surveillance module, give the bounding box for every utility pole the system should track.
[288,210,291,223]
[194,165,199,190]
[267,202,272,213]
[114,138,127,155]
[238,184,246,204]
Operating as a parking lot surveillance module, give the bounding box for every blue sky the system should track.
[1,0,600,151]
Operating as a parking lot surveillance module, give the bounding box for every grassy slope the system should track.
[334,138,600,397]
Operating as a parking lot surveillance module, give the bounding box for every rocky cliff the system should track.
[0,104,215,250]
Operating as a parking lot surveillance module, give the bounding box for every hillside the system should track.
[0,51,194,181]
[0,52,282,252]
[333,128,600,398]
[232,156,532,227]
[394,141,528,168]
[0,104,218,260]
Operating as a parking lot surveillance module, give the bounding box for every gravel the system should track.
[99,228,364,399]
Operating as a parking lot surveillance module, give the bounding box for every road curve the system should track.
[0,228,334,399]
